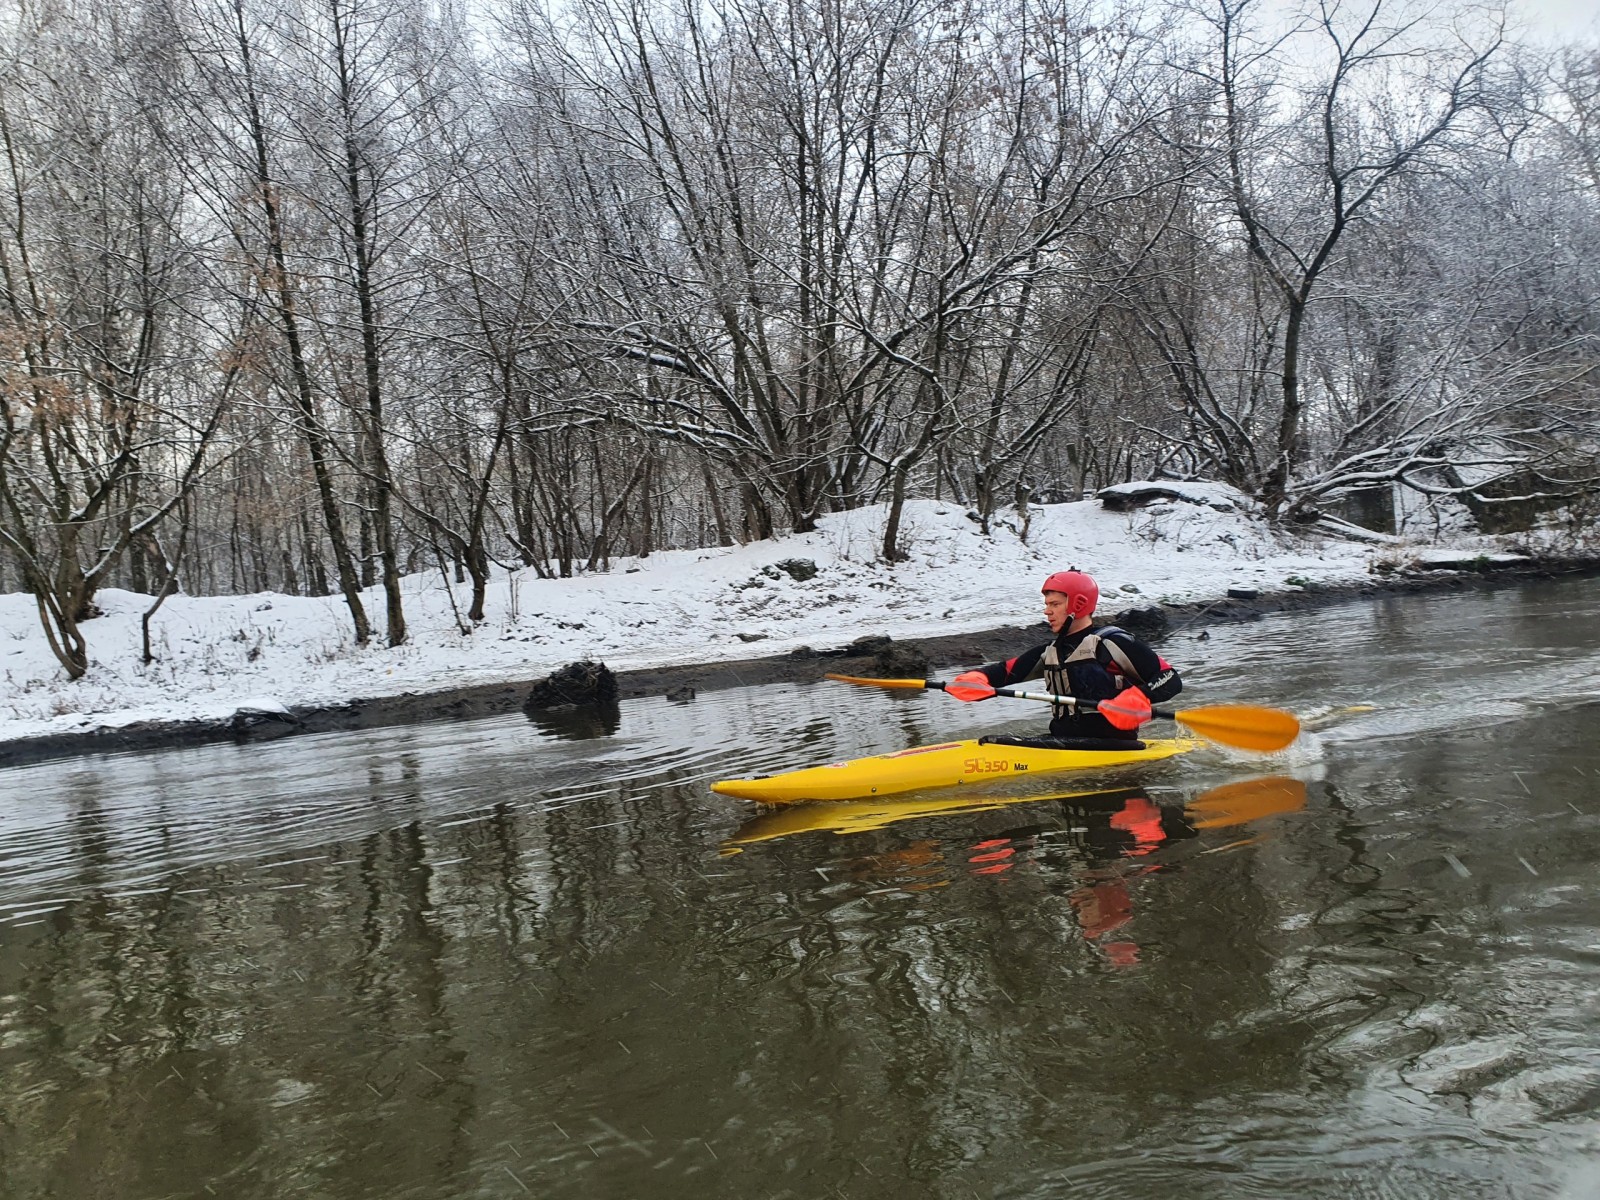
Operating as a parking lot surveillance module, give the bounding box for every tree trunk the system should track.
[881,465,910,563]
[233,1,370,643]
[1263,294,1307,517]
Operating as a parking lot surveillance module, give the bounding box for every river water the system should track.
[2,577,1599,1199]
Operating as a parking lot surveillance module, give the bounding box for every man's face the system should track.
[1043,591,1073,633]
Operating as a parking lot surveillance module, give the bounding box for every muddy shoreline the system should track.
[2,558,1595,769]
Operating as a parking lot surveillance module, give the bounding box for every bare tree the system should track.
[1195,0,1504,516]
[0,0,234,678]
[167,0,377,640]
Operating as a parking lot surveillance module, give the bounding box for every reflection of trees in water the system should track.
[1262,778,1463,1079]
[630,789,1289,1183]
[2,768,1317,1198]
[713,785,1326,1180]
[65,774,118,892]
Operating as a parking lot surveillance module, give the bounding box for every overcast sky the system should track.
[1515,0,1599,40]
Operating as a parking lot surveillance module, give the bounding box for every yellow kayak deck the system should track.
[710,737,1198,804]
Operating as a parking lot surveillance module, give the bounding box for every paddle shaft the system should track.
[1015,689,1176,721]
[937,680,1158,715]
[823,672,1300,752]
[936,678,1300,750]
[948,681,1266,733]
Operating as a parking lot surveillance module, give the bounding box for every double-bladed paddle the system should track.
[823,673,1300,753]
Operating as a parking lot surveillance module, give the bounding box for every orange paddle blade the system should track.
[824,672,930,690]
[1173,704,1300,753]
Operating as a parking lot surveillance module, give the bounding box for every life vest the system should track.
[1041,625,1176,719]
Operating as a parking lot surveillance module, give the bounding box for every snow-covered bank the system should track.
[0,487,1585,754]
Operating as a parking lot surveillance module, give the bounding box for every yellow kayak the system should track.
[709,737,1198,804]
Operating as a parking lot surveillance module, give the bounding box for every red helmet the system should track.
[1041,567,1098,617]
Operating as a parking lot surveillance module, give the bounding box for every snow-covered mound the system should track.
[0,490,1538,744]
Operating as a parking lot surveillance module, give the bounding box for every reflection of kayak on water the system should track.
[720,782,1136,848]
[721,777,1308,966]
[709,735,1199,804]
[721,776,1308,851]
[722,777,1309,966]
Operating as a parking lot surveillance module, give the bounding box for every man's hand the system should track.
[947,670,994,702]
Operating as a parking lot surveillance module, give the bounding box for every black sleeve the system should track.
[975,643,1049,688]
[1104,631,1182,701]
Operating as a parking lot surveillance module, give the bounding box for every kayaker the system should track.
[951,567,1182,741]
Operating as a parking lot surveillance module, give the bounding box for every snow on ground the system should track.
[0,488,1538,744]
